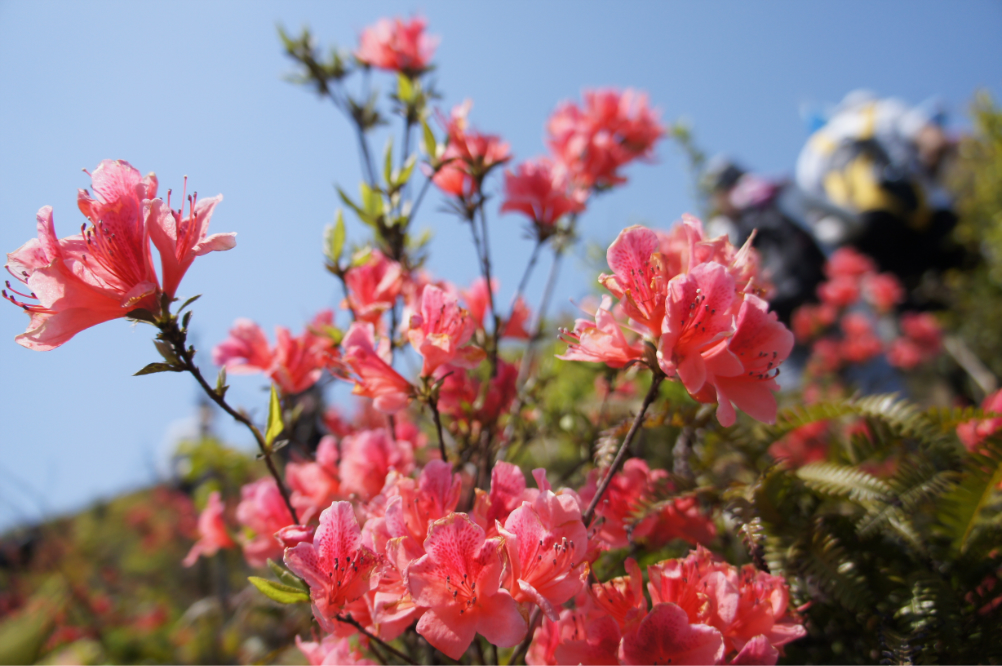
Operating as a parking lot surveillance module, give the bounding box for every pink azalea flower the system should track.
[287,435,342,523]
[769,421,830,469]
[528,608,621,666]
[432,101,511,198]
[578,458,660,549]
[547,89,665,190]
[791,303,837,343]
[499,470,588,619]
[182,491,235,567]
[703,294,794,427]
[460,277,533,340]
[5,160,161,350]
[341,322,413,413]
[589,557,648,632]
[825,247,876,279]
[285,501,380,634]
[731,635,781,665]
[839,312,883,363]
[471,461,527,535]
[146,184,235,300]
[599,225,668,337]
[407,284,484,377]
[342,250,404,330]
[355,16,437,76]
[618,602,725,666]
[406,513,527,658]
[817,275,861,307]
[236,478,296,567]
[296,634,376,666]
[558,295,646,368]
[383,460,462,547]
[339,428,415,501]
[657,262,739,398]
[500,158,587,235]
[642,495,718,549]
[888,312,942,369]
[958,388,1002,452]
[861,272,905,313]
[213,311,338,395]
[367,535,427,640]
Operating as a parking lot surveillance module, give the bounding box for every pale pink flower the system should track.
[285,501,379,634]
[501,158,587,235]
[499,470,588,619]
[407,284,484,377]
[407,513,527,658]
[355,16,437,76]
[341,322,413,413]
[236,478,296,567]
[182,491,235,567]
[296,634,376,666]
[147,184,235,299]
[342,250,404,329]
[5,160,161,350]
[558,295,646,369]
[339,428,415,501]
[618,603,725,666]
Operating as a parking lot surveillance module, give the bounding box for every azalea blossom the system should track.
[618,602,725,666]
[355,16,437,76]
[527,607,622,666]
[287,435,342,522]
[461,277,532,339]
[341,322,413,413]
[296,634,376,666]
[599,225,668,337]
[342,250,404,330]
[5,160,161,350]
[432,101,511,198]
[182,491,235,567]
[558,295,645,369]
[236,478,296,567]
[958,388,1002,452]
[407,284,484,377]
[285,501,379,634]
[339,428,415,501]
[501,158,587,236]
[406,513,527,658]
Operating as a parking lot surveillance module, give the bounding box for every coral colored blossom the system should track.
[769,421,830,468]
[355,16,437,75]
[817,275,861,307]
[958,388,1002,451]
[599,225,668,336]
[619,602,725,666]
[589,557,648,632]
[341,322,413,413]
[5,160,161,350]
[839,312,883,363]
[527,608,621,666]
[825,247,876,279]
[501,158,587,234]
[432,101,511,198]
[182,491,235,567]
[285,501,379,634]
[792,303,837,343]
[339,428,415,501]
[296,634,376,666]
[578,458,664,549]
[436,361,518,428]
[407,284,484,376]
[461,277,532,340]
[861,272,905,313]
[342,250,404,329]
[558,295,646,369]
[286,435,341,522]
[236,478,296,567]
[407,513,527,659]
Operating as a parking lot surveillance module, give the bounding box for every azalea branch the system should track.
[157,317,300,525]
[582,374,663,526]
[512,238,543,314]
[478,202,501,377]
[426,395,449,463]
[335,614,416,665]
[510,607,541,665]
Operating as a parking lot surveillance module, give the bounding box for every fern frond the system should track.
[800,524,874,613]
[937,436,1002,554]
[797,462,893,503]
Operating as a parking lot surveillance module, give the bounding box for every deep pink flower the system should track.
[236,478,296,567]
[182,491,235,567]
[703,294,794,427]
[769,421,830,469]
[839,312,883,363]
[432,101,511,198]
[619,603,725,666]
[471,461,527,537]
[339,428,415,501]
[547,89,664,190]
[296,634,376,666]
[888,312,942,369]
[817,275,861,307]
[407,284,484,377]
[599,225,668,337]
[212,318,273,374]
[436,361,519,429]
[285,501,380,634]
[407,513,527,658]
[355,16,437,75]
[461,277,533,340]
[958,388,1002,452]
[642,495,718,549]
[528,608,622,666]
[558,295,646,368]
[578,458,661,549]
[147,184,234,299]
[382,460,462,547]
[861,272,904,313]
[5,160,161,350]
[501,158,587,233]
[825,247,876,279]
[342,322,413,413]
[343,250,404,330]
[499,470,588,619]
[589,557,648,632]
[791,303,837,343]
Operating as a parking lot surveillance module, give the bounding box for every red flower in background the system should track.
[501,158,587,235]
[355,16,437,75]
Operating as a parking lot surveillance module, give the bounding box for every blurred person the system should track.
[795,90,963,287]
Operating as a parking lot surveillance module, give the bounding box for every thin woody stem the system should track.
[428,395,448,463]
[336,614,416,665]
[478,201,500,377]
[160,318,300,525]
[582,374,663,526]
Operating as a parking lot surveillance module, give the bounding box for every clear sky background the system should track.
[1,1,1000,532]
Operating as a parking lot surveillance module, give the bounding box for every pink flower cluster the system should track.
[433,101,512,200]
[560,216,793,426]
[792,248,942,375]
[500,89,664,239]
[355,16,437,76]
[527,547,805,665]
[958,388,1002,452]
[5,160,235,350]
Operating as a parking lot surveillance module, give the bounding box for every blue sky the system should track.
[1,1,1000,531]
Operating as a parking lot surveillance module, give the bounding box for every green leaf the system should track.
[797,462,892,504]
[248,576,310,604]
[215,367,228,398]
[939,437,1002,553]
[267,559,308,591]
[324,210,347,264]
[337,186,376,227]
[178,294,201,313]
[396,154,417,188]
[264,385,284,448]
[421,118,437,159]
[397,72,414,104]
[134,362,179,376]
[181,309,193,331]
[154,340,180,365]
[360,182,383,217]
[383,137,394,186]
